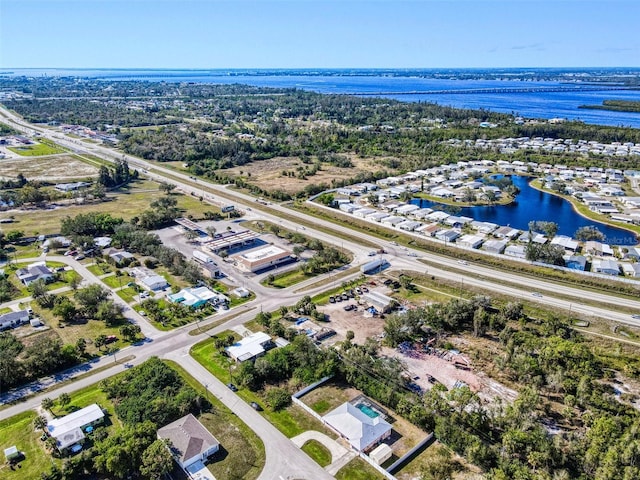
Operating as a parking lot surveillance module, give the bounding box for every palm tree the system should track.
[58,393,71,411]
[41,397,54,415]
[34,415,47,431]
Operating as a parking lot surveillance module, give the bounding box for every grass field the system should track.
[7,141,66,156]
[335,457,385,480]
[165,361,265,480]
[301,439,332,467]
[0,382,119,480]
[6,179,221,236]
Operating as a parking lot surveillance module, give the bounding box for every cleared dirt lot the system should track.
[225,154,387,195]
[0,154,98,180]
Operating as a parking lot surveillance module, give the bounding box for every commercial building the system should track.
[361,291,395,313]
[234,245,292,273]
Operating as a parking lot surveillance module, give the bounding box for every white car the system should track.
[368,251,377,256]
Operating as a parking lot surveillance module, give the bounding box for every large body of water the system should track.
[411,175,637,246]
[6,69,640,128]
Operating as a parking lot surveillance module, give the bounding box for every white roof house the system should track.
[47,404,104,451]
[381,216,405,226]
[395,204,420,215]
[457,234,485,249]
[226,332,273,362]
[593,259,620,276]
[141,274,169,291]
[397,220,422,231]
[323,402,392,452]
[482,239,508,254]
[157,414,219,471]
[168,286,228,308]
[505,245,527,259]
[366,212,390,222]
[550,236,579,252]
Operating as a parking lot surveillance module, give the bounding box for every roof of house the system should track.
[47,404,104,449]
[226,332,272,362]
[323,402,392,451]
[0,310,29,324]
[157,414,219,465]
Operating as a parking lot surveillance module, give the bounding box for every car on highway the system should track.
[368,251,377,256]
[458,260,468,265]
[227,383,238,392]
[632,314,640,320]
[408,252,418,257]
[532,292,543,298]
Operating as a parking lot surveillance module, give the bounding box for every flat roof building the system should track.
[226,332,273,362]
[234,245,292,273]
[47,404,104,453]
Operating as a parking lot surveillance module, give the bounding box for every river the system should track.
[6,69,640,128]
[411,175,637,246]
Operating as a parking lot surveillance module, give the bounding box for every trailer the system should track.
[193,250,215,264]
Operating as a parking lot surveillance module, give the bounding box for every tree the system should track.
[205,226,217,238]
[120,324,141,342]
[34,414,48,431]
[42,397,54,414]
[94,334,107,351]
[52,297,77,323]
[159,182,176,195]
[484,189,498,204]
[0,332,24,389]
[5,230,24,243]
[75,338,87,356]
[265,387,291,411]
[140,439,174,480]
[575,226,605,242]
[58,392,71,410]
[75,284,110,316]
[528,220,558,239]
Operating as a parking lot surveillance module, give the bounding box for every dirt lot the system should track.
[0,154,99,181]
[318,286,392,344]
[225,155,386,195]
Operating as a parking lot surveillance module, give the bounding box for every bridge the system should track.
[349,85,634,96]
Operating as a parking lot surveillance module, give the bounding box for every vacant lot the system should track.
[4,180,218,235]
[225,155,385,195]
[7,142,66,157]
[0,155,98,181]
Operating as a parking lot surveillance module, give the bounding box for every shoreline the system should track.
[527,178,640,246]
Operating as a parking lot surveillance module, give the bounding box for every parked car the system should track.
[227,383,238,392]
[250,402,263,411]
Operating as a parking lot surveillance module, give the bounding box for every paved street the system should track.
[2,105,640,479]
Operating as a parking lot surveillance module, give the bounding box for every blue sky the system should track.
[1,0,638,69]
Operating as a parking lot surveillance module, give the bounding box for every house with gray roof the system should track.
[157,414,219,470]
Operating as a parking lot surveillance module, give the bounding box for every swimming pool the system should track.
[356,403,379,418]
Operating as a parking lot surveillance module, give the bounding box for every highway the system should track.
[1,105,640,479]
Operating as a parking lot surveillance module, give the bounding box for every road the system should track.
[2,105,640,479]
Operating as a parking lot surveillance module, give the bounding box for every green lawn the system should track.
[0,383,120,480]
[0,411,54,480]
[301,439,332,467]
[190,337,333,438]
[101,273,135,289]
[264,268,311,288]
[87,263,113,276]
[335,457,386,480]
[165,361,265,480]
[116,286,140,304]
[8,141,66,156]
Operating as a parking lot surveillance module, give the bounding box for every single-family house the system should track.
[226,332,273,362]
[593,259,620,276]
[504,245,527,259]
[565,255,587,271]
[550,236,579,252]
[47,404,105,455]
[482,239,508,254]
[16,262,54,286]
[168,286,229,308]
[323,402,392,452]
[0,310,29,330]
[457,234,485,249]
[109,250,135,265]
[435,229,461,243]
[157,414,219,473]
